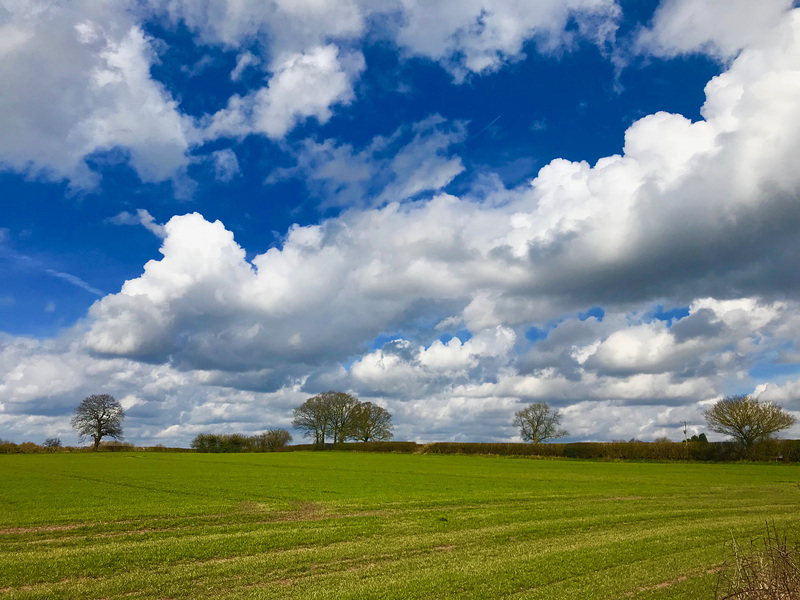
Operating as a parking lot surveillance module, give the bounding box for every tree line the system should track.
[516,395,795,459]
[23,390,796,458]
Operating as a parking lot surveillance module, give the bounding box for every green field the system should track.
[1,452,798,599]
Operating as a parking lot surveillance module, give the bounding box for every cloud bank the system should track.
[2,3,800,446]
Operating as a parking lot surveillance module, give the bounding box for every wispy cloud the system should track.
[107,209,167,239]
[44,269,104,296]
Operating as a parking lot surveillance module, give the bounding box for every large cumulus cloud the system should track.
[85,10,800,372]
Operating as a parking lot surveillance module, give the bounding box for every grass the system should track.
[0,452,798,599]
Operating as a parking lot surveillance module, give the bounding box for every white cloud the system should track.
[68,4,800,440]
[148,0,620,81]
[202,45,364,140]
[147,0,365,54]
[210,148,240,182]
[636,0,793,60]
[0,333,308,446]
[7,5,800,446]
[389,0,621,80]
[0,1,193,187]
[107,209,167,238]
[0,0,626,187]
[230,51,259,81]
[268,116,466,208]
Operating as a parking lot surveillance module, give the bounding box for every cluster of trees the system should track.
[190,430,292,453]
[65,390,393,452]
[292,391,393,447]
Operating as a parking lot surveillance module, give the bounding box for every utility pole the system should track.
[682,421,689,460]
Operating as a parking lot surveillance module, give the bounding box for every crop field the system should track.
[1,452,798,600]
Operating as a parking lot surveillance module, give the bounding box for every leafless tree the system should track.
[292,392,373,446]
[327,392,360,444]
[263,428,292,450]
[71,394,125,451]
[704,395,796,456]
[292,392,336,447]
[349,402,394,442]
[513,402,568,444]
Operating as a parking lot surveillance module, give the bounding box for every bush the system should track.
[415,440,800,462]
[715,524,800,599]
[97,441,135,452]
[0,439,18,454]
[420,442,564,457]
[190,433,258,453]
[335,441,419,453]
[252,429,293,451]
[17,442,42,454]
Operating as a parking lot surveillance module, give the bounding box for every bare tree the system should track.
[263,428,292,450]
[513,402,568,444]
[349,402,394,442]
[704,395,796,455]
[292,393,335,447]
[327,392,360,445]
[71,394,125,451]
[292,391,365,446]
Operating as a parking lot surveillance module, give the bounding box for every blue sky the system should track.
[2,0,800,446]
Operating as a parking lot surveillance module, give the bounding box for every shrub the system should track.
[190,433,257,453]
[335,441,418,453]
[0,439,18,454]
[715,524,800,599]
[98,441,135,452]
[17,442,42,454]
[252,429,293,451]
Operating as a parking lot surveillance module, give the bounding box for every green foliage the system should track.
[191,431,292,453]
[418,440,800,461]
[332,441,416,453]
[190,433,254,453]
[1,453,799,599]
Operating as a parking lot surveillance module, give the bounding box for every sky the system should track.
[2,0,800,447]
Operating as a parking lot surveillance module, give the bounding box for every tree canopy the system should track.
[513,402,568,444]
[704,395,796,455]
[349,402,394,442]
[292,392,393,446]
[71,394,125,451]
